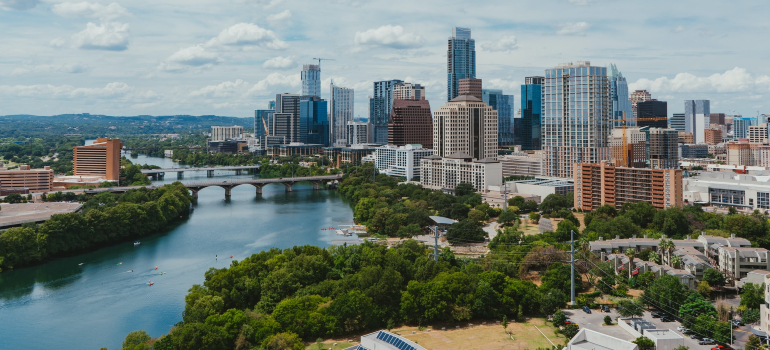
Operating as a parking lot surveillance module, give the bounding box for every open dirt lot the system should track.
[396,318,565,350]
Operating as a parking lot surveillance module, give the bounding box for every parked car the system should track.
[699,338,716,345]
[711,345,732,350]
[651,312,662,318]
[661,316,674,322]
[731,320,743,326]
[690,334,701,339]
[582,306,592,314]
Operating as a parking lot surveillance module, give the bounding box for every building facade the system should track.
[300,96,329,146]
[500,153,544,177]
[733,117,757,140]
[574,162,683,211]
[482,89,515,147]
[433,95,498,161]
[370,79,404,144]
[748,124,767,144]
[684,100,710,144]
[704,128,723,144]
[458,78,482,99]
[301,64,320,97]
[630,89,652,119]
[609,64,634,127]
[645,127,680,169]
[542,62,612,178]
[420,154,502,191]
[679,144,709,158]
[347,121,371,145]
[670,113,685,132]
[73,138,122,181]
[388,99,432,149]
[0,165,53,192]
[255,109,274,142]
[211,126,244,141]
[636,100,667,128]
[521,76,543,150]
[330,84,354,146]
[447,27,475,101]
[392,82,425,101]
[374,144,433,181]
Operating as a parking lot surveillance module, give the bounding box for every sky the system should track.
[1,0,769,120]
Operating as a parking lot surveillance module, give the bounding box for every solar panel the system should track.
[375,331,417,350]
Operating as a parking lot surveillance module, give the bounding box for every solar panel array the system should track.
[375,331,418,350]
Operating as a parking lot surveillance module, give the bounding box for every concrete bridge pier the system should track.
[177,171,184,180]
[282,182,295,192]
[207,170,214,177]
[253,184,265,195]
[189,189,199,201]
[310,180,322,190]
[235,169,242,175]
[157,172,165,180]
[222,185,235,199]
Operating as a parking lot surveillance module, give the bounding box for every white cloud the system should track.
[11,63,87,76]
[161,45,221,71]
[49,37,66,48]
[0,0,39,10]
[354,25,425,49]
[205,23,288,50]
[484,78,521,91]
[190,79,250,98]
[0,82,133,98]
[248,73,300,94]
[52,2,129,20]
[263,56,296,69]
[235,0,282,8]
[72,22,130,51]
[567,0,590,4]
[267,10,291,24]
[557,22,590,36]
[630,67,770,94]
[481,35,519,52]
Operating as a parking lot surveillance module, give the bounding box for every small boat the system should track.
[230,255,233,258]
[154,266,158,270]
[117,262,122,265]
[78,263,84,266]
[148,281,154,286]
[133,241,140,246]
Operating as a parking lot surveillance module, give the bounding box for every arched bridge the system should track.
[141,165,261,180]
[183,174,343,199]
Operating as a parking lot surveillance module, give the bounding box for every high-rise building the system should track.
[704,128,723,144]
[748,124,768,144]
[370,79,404,144]
[300,96,328,145]
[608,64,634,127]
[375,144,434,181]
[521,76,544,150]
[644,127,679,169]
[458,78,482,99]
[542,61,612,178]
[301,64,321,97]
[574,162,682,211]
[636,100,668,128]
[73,138,122,181]
[447,27,476,101]
[670,113,685,132]
[211,126,244,141]
[482,89,515,147]
[420,154,502,191]
[630,90,652,119]
[392,82,425,101]
[274,93,301,143]
[388,99,433,149]
[684,100,710,143]
[609,127,647,168]
[255,107,274,141]
[347,121,371,145]
[330,84,354,146]
[710,113,726,125]
[433,95,498,160]
[733,117,756,139]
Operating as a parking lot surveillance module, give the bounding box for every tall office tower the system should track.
[482,89,515,146]
[670,113,685,132]
[644,127,679,169]
[255,105,274,140]
[392,82,425,101]
[268,100,276,110]
[300,96,328,145]
[608,64,634,127]
[433,95,498,160]
[542,61,612,178]
[630,90,652,118]
[447,27,476,101]
[330,84,354,145]
[521,76,544,150]
[636,100,668,128]
[764,114,770,144]
[347,121,371,145]
[370,79,404,144]
[458,78,482,99]
[684,100,710,143]
[388,99,433,149]
[710,113,726,125]
[733,117,756,139]
[73,138,123,181]
[275,93,301,143]
[301,64,321,97]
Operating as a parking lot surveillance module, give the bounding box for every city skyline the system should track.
[1,0,769,119]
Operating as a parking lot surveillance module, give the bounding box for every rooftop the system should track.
[0,202,83,229]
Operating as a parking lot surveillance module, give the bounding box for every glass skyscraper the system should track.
[482,89,515,146]
[447,27,476,101]
[254,109,274,139]
[670,113,685,132]
[608,63,634,128]
[370,79,403,144]
[733,117,756,139]
[301,64,321,97]
[684,100,710,144]
[300,96,328,145]
[521,76,543,150]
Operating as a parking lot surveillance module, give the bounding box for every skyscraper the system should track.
[670,113,685,132]
[392,82,425,101]
[389,99,433,149]
[301,64,321,97]
[255,107,274,140]
[636,100,668,128]
[458,78,482,99]
[447,27,476,101]
[630,90,652,118]
[733,117,756,139]
[684,100,710,143]
[300,96,328,145]
[330,83,354,146]
[370,79,403,144]
[608,64,634,127]
[275,93,301,143]
[542,62,612,178]
[482,89,514,147]
[644,127,679,169]
[521,76,543,150]
[433,95,498,160]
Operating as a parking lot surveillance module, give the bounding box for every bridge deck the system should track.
[141,165,261,174]
[182,175,342,188]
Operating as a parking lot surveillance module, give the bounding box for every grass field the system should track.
[305,340,354,350]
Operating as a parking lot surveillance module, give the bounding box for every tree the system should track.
[672,346,689,350]
[648,251,660,264]
[529,212,541,224]
[498,210,517,226]
[561,324,579,340]
[604,315,613,325]
[702,268,725,287]
[625,248,636,278]
[746,335,762,350]
[262,332,304,350]
[454,182,475,197]
[501,315,508,334]
[633,336,655,350]
[679,293,717,329]
[468,209,487,223]
[122,330,151,349]
[552,310,566,327]
[617,299,645,318]
[540,289,567,315]
[446,219,487,244]
[539,193,573,214]
[743,309,760,324]
[696,280,711,299]
[741,283,765,310]
[4,193,23,203]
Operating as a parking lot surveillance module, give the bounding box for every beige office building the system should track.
[432,95,498,161]
[73,138,122,181]
[420,154,502,191]
[0,165,53,192]
[211,126,244,141]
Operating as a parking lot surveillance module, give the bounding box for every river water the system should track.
[0,153,354,350]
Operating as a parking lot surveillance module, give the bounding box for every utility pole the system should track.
[502,180,508,212]
[433,225,439,262]
[569,229,576,305]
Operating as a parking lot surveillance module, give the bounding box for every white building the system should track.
[433,95,498,161]
[211,126,243,141]
[499,153,544,177]
[347,121,371,145]
[758,272,770,336]
[683,171,770,210]
[374,144,433,181]
[420,153,502,192]
[330,84,354,146]
[392,82,425,101]
[567,328,638,350]
[718,247,770,282]
[344,330,425,350]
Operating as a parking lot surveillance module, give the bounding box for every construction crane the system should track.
[261,116,269,136]
[619,112,668,167]
[312,57,335,70]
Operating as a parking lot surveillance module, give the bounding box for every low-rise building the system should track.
[266,143,323,157]
[344,330,426,350]
[420,153,502,192]
[683,171,770,210]
[0,165,53,193]
[504,177,573,199]
[566,328,638,350]
[374,144,433,181]
[499,152,544,177]
[574,162,683,211]
[679,144,708,158]
[324,146,378,166]
[209,140,249,154]
[758,272,770,336]
[718,246,770,283]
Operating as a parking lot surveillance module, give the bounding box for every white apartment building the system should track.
[749,124,769,144]
[499,153,544,177]
[211,126,244,141]
[420,153,502,192]
[683,171,770,210]
[718,247,770,282]
[347,121,371,145]
[374,144,433,181]
[392,82,425,101]
[330,84,354,146]
[759,272,770,336]
[432,95,498,161]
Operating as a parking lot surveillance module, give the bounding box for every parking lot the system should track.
[564,308,729,349]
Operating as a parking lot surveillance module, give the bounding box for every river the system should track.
[0,153,355,350]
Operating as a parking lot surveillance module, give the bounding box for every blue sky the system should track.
[1,0,769,119]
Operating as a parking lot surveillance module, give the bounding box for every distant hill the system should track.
[0,114,253,138]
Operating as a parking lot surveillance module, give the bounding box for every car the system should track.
[699,338,716,345]
[601,305,610,312]
[676,326,685,331]
[582,306,592,314]
[690,334,701,339]
[732,320,743,326]
[711,345,732,350]
[660,316,674,322]
[651,312,662,318]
